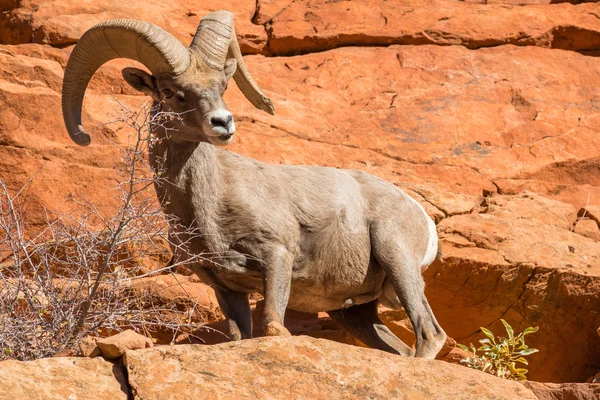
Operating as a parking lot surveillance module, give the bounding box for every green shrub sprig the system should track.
[458,319,539,380]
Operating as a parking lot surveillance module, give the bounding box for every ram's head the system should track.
[62,10,274,146]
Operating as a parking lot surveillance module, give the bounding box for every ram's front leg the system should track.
[262,245,293,337]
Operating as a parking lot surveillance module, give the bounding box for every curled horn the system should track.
[62,20,190,146]
[190,11,274,115]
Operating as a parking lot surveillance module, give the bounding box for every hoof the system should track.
[416,330,447,359]
[265,321,292,337]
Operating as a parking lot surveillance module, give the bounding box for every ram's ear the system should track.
[122,67,160,101]
[224,59,237,81]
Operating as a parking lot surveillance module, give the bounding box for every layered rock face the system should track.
[0,0,599,385]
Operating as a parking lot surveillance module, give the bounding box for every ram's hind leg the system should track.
[372,230,446,359]
[328,300,415,356]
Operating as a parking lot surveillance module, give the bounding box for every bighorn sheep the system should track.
[62,11,446,358]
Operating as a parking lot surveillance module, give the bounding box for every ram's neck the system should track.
[148,129,222,236]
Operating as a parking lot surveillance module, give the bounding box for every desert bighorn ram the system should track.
[62,10,446,358]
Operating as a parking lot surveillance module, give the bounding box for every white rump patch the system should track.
[421,215,438,270]
[403,193,439,270]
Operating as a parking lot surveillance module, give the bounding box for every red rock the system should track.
[493,178,600,212]
[465,0,599,3]
[424,248,600,382]
[126,274,221,319]
[79,336,101,358]
[426,208,600,382]
[257,0,600,55]
[191,300,468,368]
[124,336,539,399]
[124,274,223,343]
[415,191,600,383]
[0,357,128,399]
[437,193,598,273]
[50,349,76,357]
[524,381,600,400]
[0,0,266,53]
[97,329,153,359]
[574,218,600,242]
[585,205,600,225]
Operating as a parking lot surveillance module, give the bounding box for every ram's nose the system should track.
[208,109,235,136]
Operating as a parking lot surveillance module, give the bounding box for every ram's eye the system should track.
[162,89,173,99]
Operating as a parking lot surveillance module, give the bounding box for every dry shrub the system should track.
[0,102,216,360]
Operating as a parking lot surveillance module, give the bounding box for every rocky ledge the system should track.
[3,336,599,400]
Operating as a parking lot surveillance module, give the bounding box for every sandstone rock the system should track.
[437,193,598,273]
[0,357,128,399]
[12,0,599,58]
[462,1,597,3]
[574,218,600,242]
[524,381,600,400]
[79,336,101,358]
[424,245,600,382]
[97,329,153,359]
[438,344,471,365]
[124,274,223,343]
[0,0,266,53]
[128,274,219,309]
[492,178,600,213]
[124,336,539,399]
[126,274,221,318]
[584,205,600,225]
[0,44,145,228]
[257,0,600,55]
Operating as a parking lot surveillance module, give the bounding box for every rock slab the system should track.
[124,336,538,400]
[0,357,128,400]
[97,329,153,359]
[524,381,600,400]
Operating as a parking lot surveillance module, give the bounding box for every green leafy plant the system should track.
[457,319,539,380]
